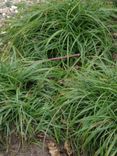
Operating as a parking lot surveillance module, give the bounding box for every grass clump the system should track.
[0,58,116,156]
[0,60,56,138]
[3,0,117,62]
[0,59,68,139]
[47,62,117,155]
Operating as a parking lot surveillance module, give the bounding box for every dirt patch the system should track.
[0,145,49,156]
[4,144,49,156]
[0,134,49,156]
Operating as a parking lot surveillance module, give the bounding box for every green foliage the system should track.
[51,61,117,155]
[4,0,117,62]
[0,0,117,155]
[0,59,117,155]
[0,60,53,137]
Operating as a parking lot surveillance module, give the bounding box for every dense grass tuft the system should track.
[0,60,55,138]
[3,0,117,63]
[46,61,117,155]
[0,59,117,155]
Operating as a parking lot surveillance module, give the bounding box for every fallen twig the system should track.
[48,53,80,61]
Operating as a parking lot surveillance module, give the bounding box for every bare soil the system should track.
[0,145,49,156]
[4,144,49,156]
[0,134,49,156]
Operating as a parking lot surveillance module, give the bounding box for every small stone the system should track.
[11,5,17,10]
[2,13,6,17]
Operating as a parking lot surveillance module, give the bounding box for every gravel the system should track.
[0,0,41,27]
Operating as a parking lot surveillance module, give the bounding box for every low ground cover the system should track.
[0,0,117,155]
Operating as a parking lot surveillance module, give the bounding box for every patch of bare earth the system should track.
[5,144,49,156]
[0,134,49,156]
